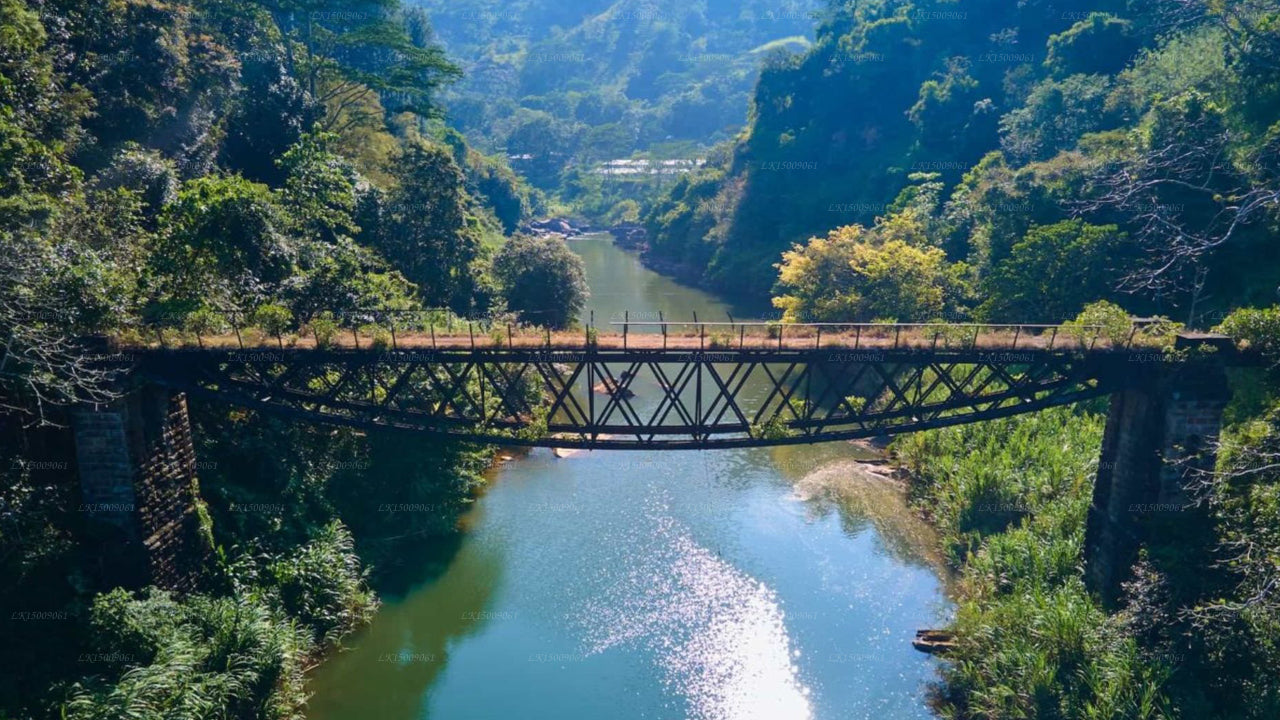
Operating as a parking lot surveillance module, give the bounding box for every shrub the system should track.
[491,235,587,329]
[251,303,293,348]
[310,311,338,348]
[361,323,391,350]
[1216,306,1280,358]
[1065,300,1132,347]
[183,307,226,347]
[488,325,506,348]
[752,414,794,440]
[257,522,378,646]
[62,589,312,720]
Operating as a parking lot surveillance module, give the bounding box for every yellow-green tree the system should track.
[773,224,969,322]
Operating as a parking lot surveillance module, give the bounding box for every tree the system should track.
[222,53,321,185]
[287,239,416,324]
[908,59,991,155]
[845,239,967,322]
[151,176,296,312]
[1000,74,1117,163]
[1045,14,1140,77]
[773,225,969,323]
[0,231,121,423]
[1079,92,1279,296]
[251,303,293,347]
[47,0,238,173]
[379,142,481,309]
[277,132,360,244]
[92,144,179,223]
[492,235,587,329]
[440,130,529,235]
[0,0,86,229]
[772,226,865,322]
[262,0,461,124]
[504,112,574,190]
[978,221,1127,322]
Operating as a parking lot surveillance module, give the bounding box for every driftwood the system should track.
[912,629,957,655]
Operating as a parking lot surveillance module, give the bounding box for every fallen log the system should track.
[912,629,957,655]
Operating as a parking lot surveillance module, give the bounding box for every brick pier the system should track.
[1084,336,1232,604]
[71,386,212,592]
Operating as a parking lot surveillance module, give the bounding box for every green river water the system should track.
[305,233,952,720]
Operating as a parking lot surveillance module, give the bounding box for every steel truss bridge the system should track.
[124,321,1230,449]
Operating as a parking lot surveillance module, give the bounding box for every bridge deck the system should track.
[121,323,1152,353]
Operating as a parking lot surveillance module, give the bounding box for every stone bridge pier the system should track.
[1084,337,1233,605]
[71,384,212,592]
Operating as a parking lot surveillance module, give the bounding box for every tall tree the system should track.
[260,0,461,128]
[379,142,480,309]
[978,220,1127,322]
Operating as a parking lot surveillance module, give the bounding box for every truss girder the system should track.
[143,348,1128,449]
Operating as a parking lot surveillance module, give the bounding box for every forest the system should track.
[417,0,820,201]
[0,0,585,715]
[645,0,1280,325]
[3,0,1280,718]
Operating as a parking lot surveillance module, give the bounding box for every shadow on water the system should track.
[325,432,504,600]
[189,400,490,600]
[305,503,506,718]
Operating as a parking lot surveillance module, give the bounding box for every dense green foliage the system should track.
[773,210,969,321]
[893,409,1178,719]
[894,316,1280,720]
[0,0,541,716]
[492,235,589,328]
[0,0,549,378]
[419,0,821,198]
[62,523,374,720]
[644,0,1280,322]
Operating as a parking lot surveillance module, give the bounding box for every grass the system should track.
[892,407,1176,719]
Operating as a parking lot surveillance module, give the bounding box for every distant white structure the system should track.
[592,158,706,176]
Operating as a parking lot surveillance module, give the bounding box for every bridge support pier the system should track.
[1084,351,1231,605]
[71,385,212,592]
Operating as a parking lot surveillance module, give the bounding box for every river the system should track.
[305,233,952,720]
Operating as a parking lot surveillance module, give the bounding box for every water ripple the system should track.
[577,507,813,720]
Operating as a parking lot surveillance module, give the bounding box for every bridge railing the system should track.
[604,321,1120,351]
[112,304,1168,352]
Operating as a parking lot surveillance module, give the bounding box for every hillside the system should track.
[644,0,1280,323]
[415,0,821,194]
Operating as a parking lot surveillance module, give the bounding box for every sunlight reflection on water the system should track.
[580,508,812,720]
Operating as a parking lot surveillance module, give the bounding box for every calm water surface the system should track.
[306,234,951,720]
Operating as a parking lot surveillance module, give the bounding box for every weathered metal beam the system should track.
[134,345,1235,449]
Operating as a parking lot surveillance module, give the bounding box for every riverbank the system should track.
[887,406,1175,718]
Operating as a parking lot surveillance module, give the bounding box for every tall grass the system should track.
[893,407,1176,719]
[59,523,375,720]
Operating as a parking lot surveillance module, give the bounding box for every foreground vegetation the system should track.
[893,408,1171,719]
[0,0,563,716]
[61,523,375,719]
[893,311,1280,720]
